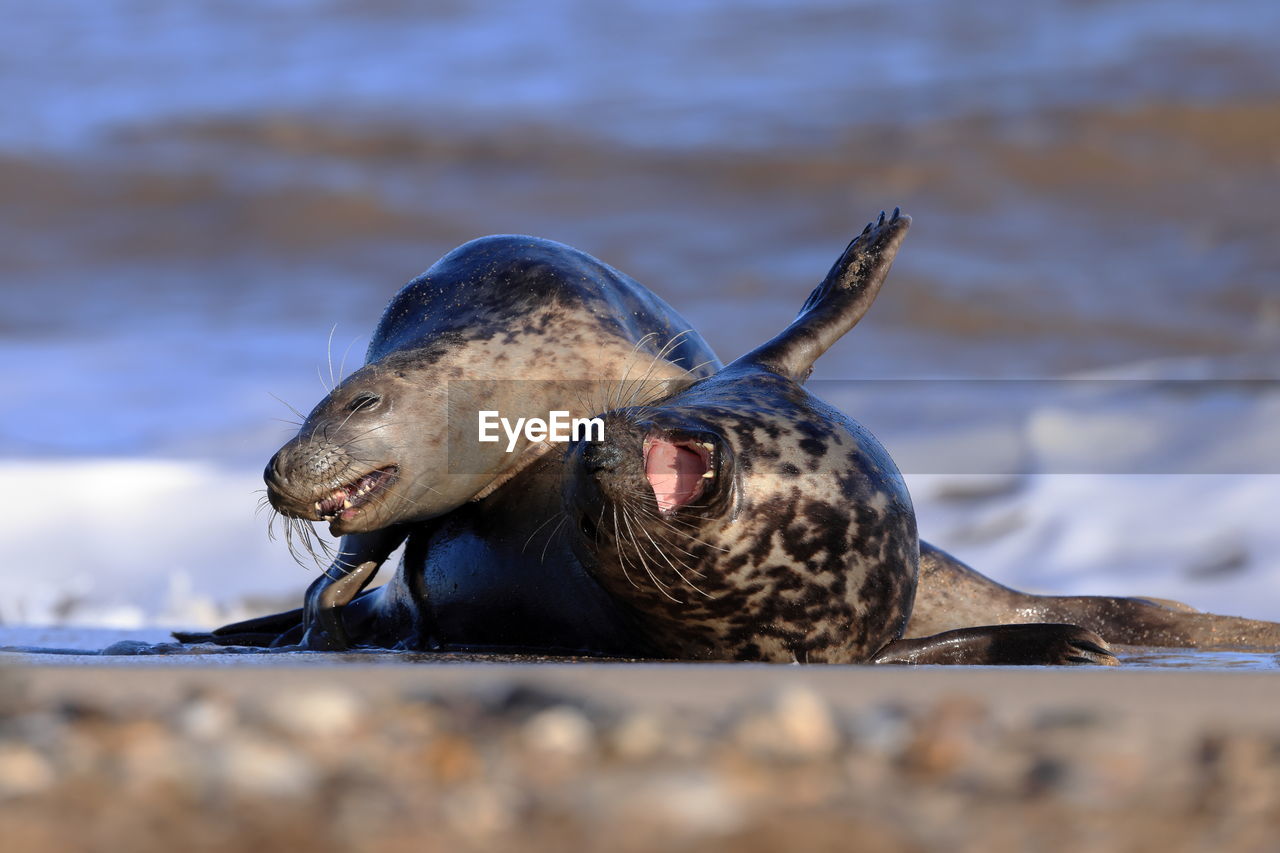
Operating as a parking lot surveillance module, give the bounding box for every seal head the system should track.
[262,235,718,538]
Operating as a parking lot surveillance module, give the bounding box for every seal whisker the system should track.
[606,483,732,552]
[607,333,653,411]
[539,513,570,566]
[268,392,308,422]
[326,322,339,392]
[617,329,691,410]
[610,505,644,593]
[620,330,694,409]
[271,511,337,570]
[619,503,682,604]
[521,507,568,557]
[608,332,659,412]
[620,491,716,568]
[337,334,360,384]
[624,495,713,598]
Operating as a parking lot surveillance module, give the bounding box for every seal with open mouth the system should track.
[222,235,720,650]
[561,210,1117,665]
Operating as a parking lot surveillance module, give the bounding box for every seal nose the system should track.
[264,449,290,492]
[580,441,623,474]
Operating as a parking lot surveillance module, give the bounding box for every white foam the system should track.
[0,459,314,628]
[910,473,1280,621]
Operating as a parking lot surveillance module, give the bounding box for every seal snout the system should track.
[263,449,292,493]
[263,434,401,530]
[580,440,625,474]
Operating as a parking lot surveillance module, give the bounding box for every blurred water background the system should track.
[2,0,1279,628]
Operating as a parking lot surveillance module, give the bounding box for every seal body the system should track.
[185,216,1279,664]
[264,235,717,537]
[563,365,919,662]
[250,235,720,650]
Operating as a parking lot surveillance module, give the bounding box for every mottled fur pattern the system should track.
[565,366,918,662]
[562,212,920,663]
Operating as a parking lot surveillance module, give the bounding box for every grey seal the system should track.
[182,216,1280,662]
[223,235,720,650]
[561,210,1116,665]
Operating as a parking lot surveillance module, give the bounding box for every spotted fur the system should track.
[564,367,918,662]
[560,211,918,662]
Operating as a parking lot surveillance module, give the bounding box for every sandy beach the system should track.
[5,646,1280,852]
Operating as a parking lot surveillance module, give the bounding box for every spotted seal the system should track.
[195,235,720,650]
[555,210,1280,661]
[183,217,1280,662]
[560,210,1118,665]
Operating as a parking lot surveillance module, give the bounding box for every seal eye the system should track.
[347,393,381,413]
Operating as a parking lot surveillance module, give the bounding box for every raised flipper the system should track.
[908,541,1280,650]
[739,208,909,384]
[872,623,1118,666]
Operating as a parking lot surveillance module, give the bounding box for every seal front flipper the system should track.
[871,624,1119,666]
[299,527,408,650]
[741,208,909,383]
[174,527,408,650]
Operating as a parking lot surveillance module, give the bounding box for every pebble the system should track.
[218,737,318,798]
[733,687,841,760]
[522,705,595,758]
[610,711,668,760]
[0,742,55,797]
[260,686,364,739]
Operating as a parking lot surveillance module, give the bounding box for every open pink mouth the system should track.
[643,437,712,513]
[314,465,399,522]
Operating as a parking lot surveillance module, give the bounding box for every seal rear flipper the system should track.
[871,624,1118,666]
[910,541,1280,650]
[172,606,305,647]
[736,208,910,383]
